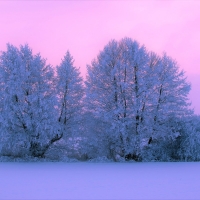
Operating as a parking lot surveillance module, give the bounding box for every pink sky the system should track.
[0,1,200,114]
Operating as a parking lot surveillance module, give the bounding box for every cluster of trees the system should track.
[0,38,199,162]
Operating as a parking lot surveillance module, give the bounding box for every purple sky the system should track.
[0,1,200,114]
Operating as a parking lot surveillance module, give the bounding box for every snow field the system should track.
[0,162,200,199]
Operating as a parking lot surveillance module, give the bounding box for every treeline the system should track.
[0,38,199,162]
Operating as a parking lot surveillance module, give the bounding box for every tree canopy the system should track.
[0,39,198,162]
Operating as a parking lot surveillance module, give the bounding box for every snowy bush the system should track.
[176,116,200,161]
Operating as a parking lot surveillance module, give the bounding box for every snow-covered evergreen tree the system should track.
[141,53,192,160]
[150,53,191,135]
[54,51,84,159]
[56,51,84,128]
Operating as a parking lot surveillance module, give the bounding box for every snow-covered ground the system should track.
[0,162,200,199]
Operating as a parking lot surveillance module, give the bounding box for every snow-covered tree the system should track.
[0,44,60,157]
[150,53,191,134]
[53,51,84,159]
[0,40,195,162]
[85,38,149,160]
[56,51,84,128]
[140,52,192,160]
[85,37,192,161]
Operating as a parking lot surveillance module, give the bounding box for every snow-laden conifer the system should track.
[54,51,84,159]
